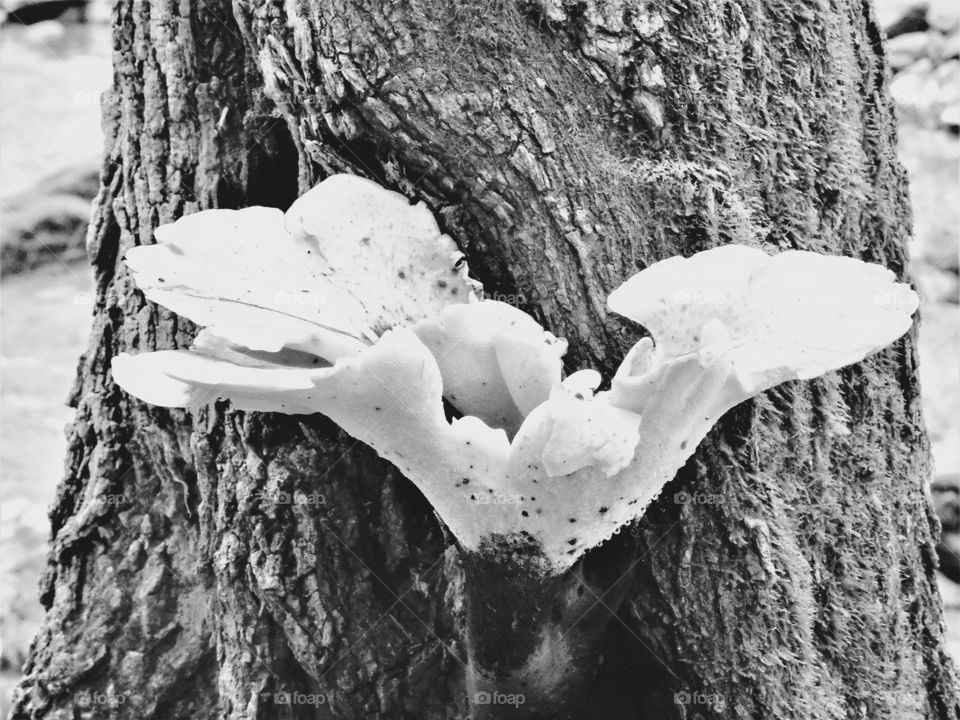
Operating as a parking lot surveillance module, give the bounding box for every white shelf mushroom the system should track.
[112,175,920,571]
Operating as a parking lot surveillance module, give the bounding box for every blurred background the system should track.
[0,0,957,714]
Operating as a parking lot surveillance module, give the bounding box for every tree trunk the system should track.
[9,0,959,718]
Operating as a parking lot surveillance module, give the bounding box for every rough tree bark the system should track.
[9,0,960,718]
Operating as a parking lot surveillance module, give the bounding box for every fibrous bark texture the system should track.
[10,0,959,719]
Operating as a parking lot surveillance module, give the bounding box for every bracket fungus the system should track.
[113,174,919,574]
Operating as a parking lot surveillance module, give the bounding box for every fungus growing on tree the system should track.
[113,174,919,574]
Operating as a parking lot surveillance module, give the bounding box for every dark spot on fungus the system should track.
[568,518,576,523]
[521,510,529,517]
[568,538,577,545]
[680,440,688,450]
[599,506,608,514]
[398,270,406,279]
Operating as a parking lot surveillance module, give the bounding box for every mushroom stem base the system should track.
[459,536,637,719]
